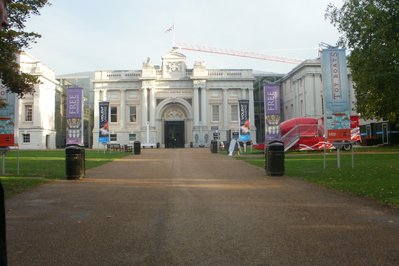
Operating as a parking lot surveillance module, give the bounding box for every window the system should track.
[212,105,220,122]
[110,106,118,122]
[25,104,33,122]
[129,133,136,142]
[110,134,117,142]
[129,106,137,122]
[230,104,238,122]
[23,134,30,143]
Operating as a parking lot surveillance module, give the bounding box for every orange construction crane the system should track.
[176,43,304,65]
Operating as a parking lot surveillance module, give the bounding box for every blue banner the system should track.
[239,99,251,142]
[99,101,110,143]
[321,48,351,141]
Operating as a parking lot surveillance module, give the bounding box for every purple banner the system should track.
[239,99,251,142]
[264,83,281,142]
[66,87,83,146]
[99,101,110,143]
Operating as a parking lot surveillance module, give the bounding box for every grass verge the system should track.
[1,149,130,198]
[237,148,399,208]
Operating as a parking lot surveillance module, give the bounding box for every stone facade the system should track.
[280,58,357,121]
[14,52,59,149]
[92,48,256,148]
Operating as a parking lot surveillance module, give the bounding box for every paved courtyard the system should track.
[5,148,399,265]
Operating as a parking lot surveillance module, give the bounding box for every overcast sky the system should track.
[24,0,344,75]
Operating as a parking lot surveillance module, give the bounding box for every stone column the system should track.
[222,88,228,129]
[241,88,247,99]
[150,87,156,127]
[141,87,148,128]
[102,89,108,101]
[193,87,199,126]
[120,89,126,130]
[98,90,102,103]
[201,87,207,125]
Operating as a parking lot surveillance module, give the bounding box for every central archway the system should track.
[164,120,185,148]
[155,98,193,148]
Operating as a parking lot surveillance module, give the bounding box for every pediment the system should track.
[161,48,187,78]
[162,48,186,61]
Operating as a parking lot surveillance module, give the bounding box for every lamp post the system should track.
[1,1,10,264]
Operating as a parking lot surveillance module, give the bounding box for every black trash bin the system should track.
[134,141,141,155]
[65,145,85,180]
[265,141,285,176]
[210,140,218,153]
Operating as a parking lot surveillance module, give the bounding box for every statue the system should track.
[143,57,152,67]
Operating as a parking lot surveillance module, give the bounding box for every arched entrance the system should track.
[165,120,185,148]
[162,104,187,148]
[156,98,193,148]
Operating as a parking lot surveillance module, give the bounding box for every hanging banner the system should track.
[264,83,281,142]
[66,87,84,146]
[321,48,351,141]
[0,83,15,146]
[98,101,110,143]
[238,99,250,142]
[0,117,14,147]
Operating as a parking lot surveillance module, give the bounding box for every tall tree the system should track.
[326,0,399,123]
[0,0,50,99]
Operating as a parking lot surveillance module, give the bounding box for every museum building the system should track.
[92,48,256,148]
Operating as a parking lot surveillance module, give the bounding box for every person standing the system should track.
[0,1,11,264]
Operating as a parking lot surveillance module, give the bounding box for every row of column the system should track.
[193,87,255,130]
[97,86,255,131]
[97,87,155,131]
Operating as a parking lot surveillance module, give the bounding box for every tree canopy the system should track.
[326,0,399,123]
[0,0,50,99]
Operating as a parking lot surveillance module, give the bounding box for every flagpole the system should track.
[172,29,176,47]
[172,25,176,47]
[164,24,175,48]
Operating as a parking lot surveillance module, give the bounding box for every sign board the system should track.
[98,101,110,143]
[321,48,351,141]
[264,83,281,142]
[238,99,250,142]
[0,117,14,146]
[0,83,15,147]
[213,132,220,140]
[66,87,84,146]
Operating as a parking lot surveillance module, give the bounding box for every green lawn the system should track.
[237,148,399,207]
[0,149,129,198]
[3,147,399,208]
